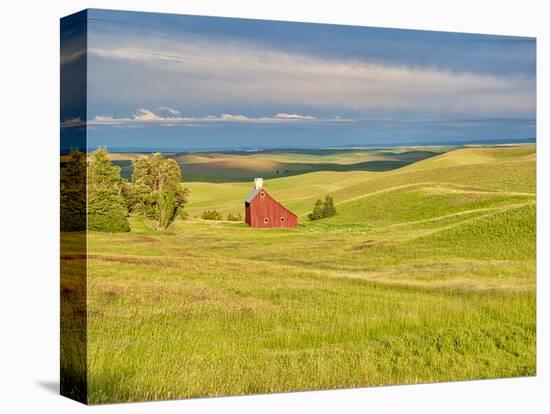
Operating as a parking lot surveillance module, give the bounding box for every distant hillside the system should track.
[111,147,446,182]
[183,144,536,220]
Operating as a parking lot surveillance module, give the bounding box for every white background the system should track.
[0,0,547,412]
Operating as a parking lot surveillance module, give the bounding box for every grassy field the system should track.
[110,147,447,182]
[63,144,536,403]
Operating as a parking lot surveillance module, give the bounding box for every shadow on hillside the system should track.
[114,150,443,183]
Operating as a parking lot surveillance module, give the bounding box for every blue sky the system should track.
[61,9,536,150]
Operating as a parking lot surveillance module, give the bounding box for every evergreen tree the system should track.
[88,148,130,232]
[308,199,324,221]
[130,153,189,230]
[323,195,336,218]
[308,195,336,221]
[60,150,86,231]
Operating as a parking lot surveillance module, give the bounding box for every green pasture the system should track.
[63,144,536,403]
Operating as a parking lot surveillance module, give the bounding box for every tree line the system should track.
[61,148,189,232]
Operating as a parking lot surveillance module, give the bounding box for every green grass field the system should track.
[62,144,536,403]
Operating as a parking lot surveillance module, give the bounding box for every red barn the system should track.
[245,178,298,228]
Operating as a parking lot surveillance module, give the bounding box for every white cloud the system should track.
[158,106,181,115]
[220,113,249,121]
[90,115,131,125]
[64,107,353,129]
[87,37,536,119]
[134,108,168,121]
[87,109,336,127]
[90,109,184,125]
[94,115,123,122]
[273,113,316,120]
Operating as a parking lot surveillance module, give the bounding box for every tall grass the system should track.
[80,145,536,403]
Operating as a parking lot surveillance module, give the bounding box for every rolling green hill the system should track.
[110,147,446,182]
[68,143,536,403]
[184,145,535,219]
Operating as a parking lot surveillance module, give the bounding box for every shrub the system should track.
[201,209,223,220]
[227,212,242,221]
[88,209,131,232]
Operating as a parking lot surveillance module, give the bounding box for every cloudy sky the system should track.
[61,9,536,150]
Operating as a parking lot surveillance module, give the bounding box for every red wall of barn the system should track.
[245,203,251,225]
[245,191,297,228]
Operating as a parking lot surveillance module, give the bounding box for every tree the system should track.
[130,153,189,230]
[323,195,336,218]
[308,195,336,221]
[88,148,130,232]
[308,199,324,221]
[60,150,86,231]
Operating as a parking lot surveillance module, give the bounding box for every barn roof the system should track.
[245,188,261,203]
[244,187,298,218]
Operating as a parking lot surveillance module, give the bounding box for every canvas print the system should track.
[60,9,536,404]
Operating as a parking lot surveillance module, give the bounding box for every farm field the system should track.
[110,147,448,182]
[63,144,536,403]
